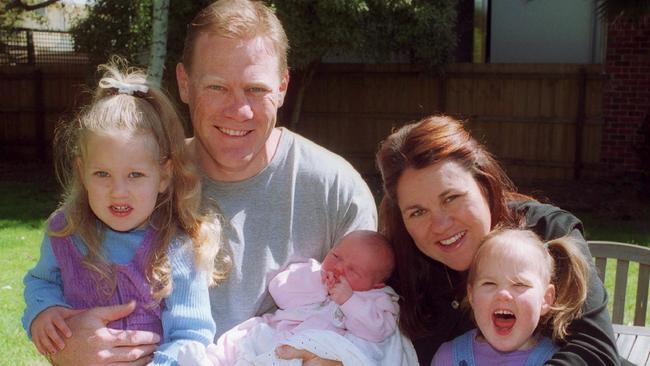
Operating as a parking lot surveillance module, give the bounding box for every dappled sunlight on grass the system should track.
[0,222,50,365]
[0,165,57,365]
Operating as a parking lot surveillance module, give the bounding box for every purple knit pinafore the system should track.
[49,213,163,337]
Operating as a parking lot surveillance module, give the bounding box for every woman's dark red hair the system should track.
[376,115,528,338]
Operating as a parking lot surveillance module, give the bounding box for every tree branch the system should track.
[6,0,61,11]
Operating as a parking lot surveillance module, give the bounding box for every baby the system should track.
[180,230,399,365]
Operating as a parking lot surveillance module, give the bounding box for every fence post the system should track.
[26,29,35,65]
[33,69,46,162]
[437,74,447,113]
[574,66,587,180]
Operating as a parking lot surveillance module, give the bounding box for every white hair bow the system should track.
[99,78,149,95]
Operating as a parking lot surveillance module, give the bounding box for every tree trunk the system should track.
[147,0,169,87]
[289,61,318,132]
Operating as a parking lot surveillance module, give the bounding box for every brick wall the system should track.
[601,15,650,174]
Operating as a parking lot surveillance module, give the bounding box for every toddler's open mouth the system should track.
[492,310,516,335]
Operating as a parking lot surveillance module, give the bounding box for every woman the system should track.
[376,115,625,366]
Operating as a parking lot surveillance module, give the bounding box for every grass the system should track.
[0,171,59,366]
[580,211,650,246]
[0,164,648,364]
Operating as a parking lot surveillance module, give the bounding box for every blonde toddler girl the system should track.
[22,58,229,365]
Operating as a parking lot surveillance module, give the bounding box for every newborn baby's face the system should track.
[321,237,384,292]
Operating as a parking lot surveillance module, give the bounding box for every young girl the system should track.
[432,228,590,366]
[179,230,401,365]
[22,58,229,365]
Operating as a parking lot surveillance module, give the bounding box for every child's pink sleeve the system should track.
[269,259,328,310]
[339,289,399,342]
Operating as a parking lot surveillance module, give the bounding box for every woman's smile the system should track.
[396,160,491,271]
[438,230,466,247]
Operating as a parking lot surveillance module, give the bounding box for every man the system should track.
[175,0,377,340]
[48,0,376,364]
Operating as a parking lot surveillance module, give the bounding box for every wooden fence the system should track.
[0,64,90,162]
[290,63,605,183]
[1,62,605,183]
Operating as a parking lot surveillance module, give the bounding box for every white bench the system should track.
[588,240,650,366]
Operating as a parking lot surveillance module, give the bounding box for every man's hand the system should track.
[30,306,84,355]
[49,301,160,366]
[275,345,342,366]
[327,276,353,305]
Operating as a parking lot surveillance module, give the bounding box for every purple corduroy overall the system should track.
[49,213,163,336]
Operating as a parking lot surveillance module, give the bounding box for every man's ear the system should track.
[176,63,190,104]
[541,284,556,316]
[158,160,173,193]
[277,71,289,107]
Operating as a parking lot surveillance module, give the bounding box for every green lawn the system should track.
[0,177,59,365]
[580,211,650,246]
[0,166,648,364]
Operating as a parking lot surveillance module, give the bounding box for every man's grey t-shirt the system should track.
[201,128,378,337]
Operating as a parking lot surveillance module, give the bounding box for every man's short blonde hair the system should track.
[181,0,289,76]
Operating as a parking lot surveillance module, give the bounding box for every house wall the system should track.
[601,16,650,175]
[22,0,87,31]
[489,0,605,64]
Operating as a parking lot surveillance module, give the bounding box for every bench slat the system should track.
[588,241,650,263]
[594,257,607,282]
[616,332,635,359]
[627,335,650,366]
[612,259,629,324]
[636,263,649,326]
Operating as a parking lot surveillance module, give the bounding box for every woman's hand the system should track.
[275,345,342,366]
[49,301,160,366]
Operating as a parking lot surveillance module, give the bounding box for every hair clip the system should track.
[99,78,149,96]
